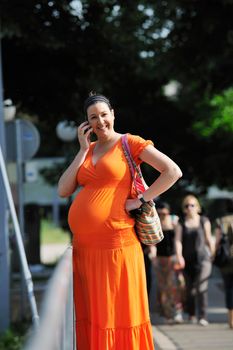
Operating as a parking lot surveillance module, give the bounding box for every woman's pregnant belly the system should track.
[68,186,134,236]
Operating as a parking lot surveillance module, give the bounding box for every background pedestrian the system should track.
[175,194,214,326]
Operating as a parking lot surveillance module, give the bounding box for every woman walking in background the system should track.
[214,202,233,329]
[154,201,184,324]
[58,92,182,349]
[175,194,214,326]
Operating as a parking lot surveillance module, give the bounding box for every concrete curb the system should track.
[152,326,178,350]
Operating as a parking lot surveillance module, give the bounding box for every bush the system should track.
[0,322,30,350]
[0,329,25,350]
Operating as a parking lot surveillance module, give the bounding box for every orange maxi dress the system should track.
[68,134,155,350]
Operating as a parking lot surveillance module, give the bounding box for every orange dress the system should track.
[68,134,155,350]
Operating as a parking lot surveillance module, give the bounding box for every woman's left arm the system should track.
[139,145,182,201]
[203,219,215,257]
[125,145,182,212]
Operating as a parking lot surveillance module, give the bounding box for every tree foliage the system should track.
[194,87,233,136]
[1,0,233,189]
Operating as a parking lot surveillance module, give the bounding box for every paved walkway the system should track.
[152,323,232,350]
[40,243,69,264]
[12,245,233,349]
[150,276,233,350]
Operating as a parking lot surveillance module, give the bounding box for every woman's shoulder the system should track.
[123,133,154,164]
[125,133,154,160]
[126,133,154,149]
[126,133,152,142]
[200,215,210,225]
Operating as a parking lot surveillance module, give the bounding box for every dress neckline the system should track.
[90,136,123,167]
[184,215,201,230]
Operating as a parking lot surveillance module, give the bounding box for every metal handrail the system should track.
[24,246,75,350]
[0,144,39,327]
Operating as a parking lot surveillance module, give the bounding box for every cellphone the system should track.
[90,131,96,142]
[84,123,92,134]
[84,121,96,141]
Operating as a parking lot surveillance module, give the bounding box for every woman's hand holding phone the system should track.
[77,121,93,151]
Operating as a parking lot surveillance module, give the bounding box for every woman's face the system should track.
[157,208,170,219]
[87,102,114,138]
[182,198,199,215]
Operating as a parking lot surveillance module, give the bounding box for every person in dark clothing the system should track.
[175,195,214,326]
[153,201,184,324]
[214,210,233,329]
[142,244,153,297]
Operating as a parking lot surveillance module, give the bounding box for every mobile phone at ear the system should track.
[84,123,90,134]
[84,122,96,141]
[90,130,96,142]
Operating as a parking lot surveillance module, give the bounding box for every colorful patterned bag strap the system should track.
[121,134,145,194]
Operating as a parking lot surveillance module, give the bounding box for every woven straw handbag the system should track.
[121,134,164,246]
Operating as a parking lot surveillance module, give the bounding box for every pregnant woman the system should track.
[58,92,182,350]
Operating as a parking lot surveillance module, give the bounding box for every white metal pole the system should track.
[15,119,27,320]
[16,119,25,238]
[0,145,39,327]
[0,37,10,333]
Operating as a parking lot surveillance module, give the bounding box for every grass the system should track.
[0,330,24,350]
[0,322,30,350]
[40,219,71,245]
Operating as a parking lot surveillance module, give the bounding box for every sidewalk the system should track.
[150,275,233,350]
[40,243,69,264]
[11,245,233,349]
[10,243,69,322]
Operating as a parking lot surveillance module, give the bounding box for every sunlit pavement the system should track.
[149,268,233,350]
[11,245,233,349]
[40,243,69,264]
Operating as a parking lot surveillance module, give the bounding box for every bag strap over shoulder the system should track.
[121,134,135,179]
[121,135,143,179]
[121,134,145,194]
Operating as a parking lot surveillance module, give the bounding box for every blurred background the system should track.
[2,0,233,204]
[0,0,233,348]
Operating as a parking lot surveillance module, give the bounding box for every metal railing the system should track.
[24,246,75,350]
[0,144,39,327]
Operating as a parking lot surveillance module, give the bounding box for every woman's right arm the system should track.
[57,121,93,198]
[214,225,222,252]
[58,149,89,197]
[175,223,185,268]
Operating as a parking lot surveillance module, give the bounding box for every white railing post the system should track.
[0,145,39,327]
[24,246,75,350]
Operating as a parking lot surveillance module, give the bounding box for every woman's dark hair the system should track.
[83,92,112,115]
[226,198,233,214]
[156,201,171,212]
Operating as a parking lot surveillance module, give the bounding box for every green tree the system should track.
[1,0,233,189]
[194,87,233,136]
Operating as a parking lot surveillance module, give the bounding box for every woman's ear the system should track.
[111,109,115,119]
